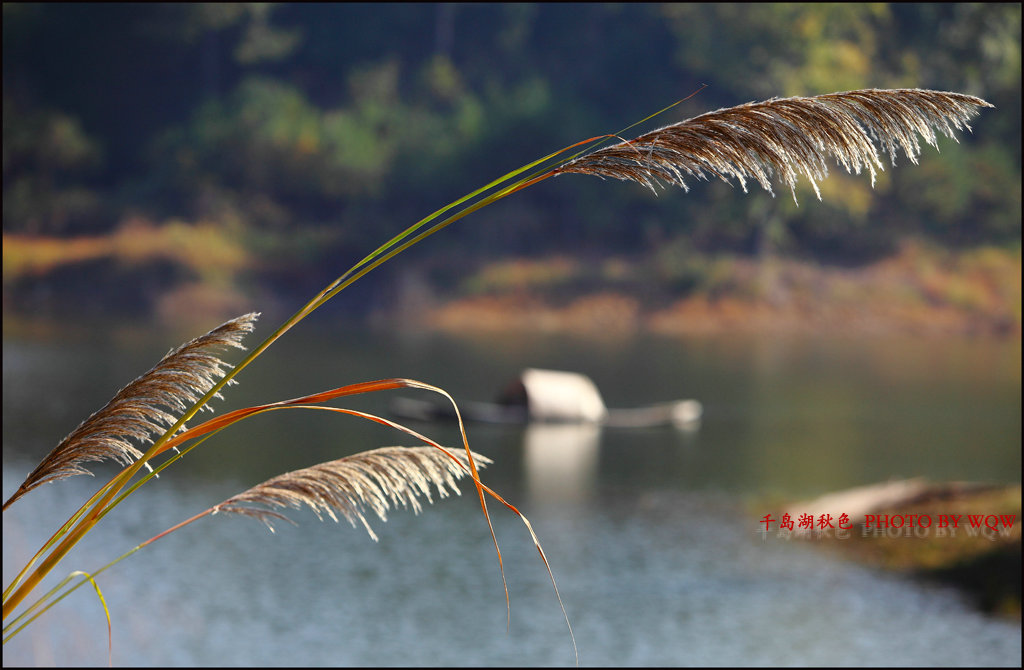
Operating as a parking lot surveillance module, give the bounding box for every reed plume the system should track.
[3,312,259,511]
[554,88,993,202]
[212,446,492,541]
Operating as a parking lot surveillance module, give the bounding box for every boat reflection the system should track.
[522,422,602,505]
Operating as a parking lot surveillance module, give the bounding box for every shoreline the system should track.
[4,236,1020,339]
[416,290,1022,339]
[399,242,1023,339]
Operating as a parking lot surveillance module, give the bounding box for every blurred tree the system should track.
[878,3,1022,247]
[2,97,104,234]
[2,2,1019,307]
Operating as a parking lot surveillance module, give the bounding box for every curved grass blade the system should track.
[71,571,111,666]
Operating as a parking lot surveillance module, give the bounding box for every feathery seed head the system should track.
[3,313,259,510]
[213,446,492,542]
[555,89,993,204]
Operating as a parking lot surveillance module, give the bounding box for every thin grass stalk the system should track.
[109,384,479,512]
[4,416,253,640]
[311,87,708,299]
[2,507,203,643]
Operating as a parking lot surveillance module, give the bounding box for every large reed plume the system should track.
[551,89,993,201]
[2,313,259,511]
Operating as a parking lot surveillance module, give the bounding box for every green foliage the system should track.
[2,99,104,234]
[662,4,889,97]
[161,75,397,204]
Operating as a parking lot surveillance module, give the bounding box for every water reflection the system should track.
[522,420,703,506]
[523,423,601,504]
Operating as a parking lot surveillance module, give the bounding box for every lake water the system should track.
[3,323,1021,666]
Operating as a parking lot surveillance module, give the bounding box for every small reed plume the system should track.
[213,446,492,541]
[554,88,993,202]
[3,313,259,511]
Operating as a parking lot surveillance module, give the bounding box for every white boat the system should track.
[390,368,702,429]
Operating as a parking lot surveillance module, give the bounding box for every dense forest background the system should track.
[3,3,1021,327]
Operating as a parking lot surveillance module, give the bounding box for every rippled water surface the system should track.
[3,325,1020,665]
